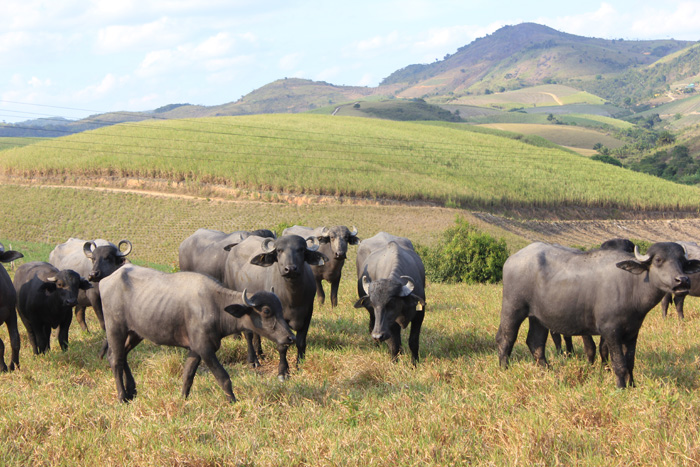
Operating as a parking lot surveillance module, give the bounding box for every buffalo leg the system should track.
[108,336,130,402]
[182,351,202,398]
[660,293,672,318]
[243,331,261,368]
[599,336,609,365]
[330,279,340,308]
[496,300,528,368]
[57,313,73,351]
[674,294,686,320]
[315,277,325,305]
[601,333,630,388]
[387,322,403,362]
[74,304,89,332]
[525,317,549,367]
[582,336,597,364]
[550,332,563,354]
[122,334,142,399]
[623,334,639,388]
[0,337,5,372]
[6,314,20,371]
[200,351,236,402]
[408,310,425,365]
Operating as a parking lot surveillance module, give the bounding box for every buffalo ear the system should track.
[348,236,360,245]
[80,279,93,290]
[354,296,370,309]
[683,259,700,275]
[0,251,23,263]
[616,260,648,275]
[411,295,426,311]
[224,304,250,318]
[223,243,239,252]
[305,251,328,266]
[250,252,277,267]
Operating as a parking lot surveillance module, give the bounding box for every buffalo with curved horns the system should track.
[497,241,700,388]
[223,234,327,380]
[282,225,359,307]
[49,238,132,332]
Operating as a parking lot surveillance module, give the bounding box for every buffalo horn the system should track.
[83,241,96,259]
[46,276,58,283]
[306,236,320,252]
[634,245,651,262]
[400,276,415,297]
[260,237,276,254]
[361,275,371,295]
[0,243,4,253]
[242,288,255,307]
[350,226,358,237]
[117,239,133,257]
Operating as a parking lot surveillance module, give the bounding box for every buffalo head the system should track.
[83,240,132,282]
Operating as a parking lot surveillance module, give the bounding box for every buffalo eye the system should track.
[261,306,272,316]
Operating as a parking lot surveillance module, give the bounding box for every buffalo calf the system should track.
[0,243,22,371]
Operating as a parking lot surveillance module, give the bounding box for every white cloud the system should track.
[315,66,342,82]
[96,17,182,54]
[27,77,51,88]
[279,53,303,71]
[355,31,400,53]
[629,2,700,39]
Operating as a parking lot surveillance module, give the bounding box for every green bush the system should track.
[419,218,509,284]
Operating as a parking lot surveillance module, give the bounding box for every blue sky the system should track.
[2,0,699,123]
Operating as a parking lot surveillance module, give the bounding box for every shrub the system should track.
[419,218,509,284]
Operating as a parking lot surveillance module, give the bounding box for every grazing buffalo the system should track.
[100,264,295,402]
[354,232,426,364]
[0,243,23,371]
[283,225,359,307]
[223,234,327,380]
[496,241,700,388]
[14,262,91,354]
[49,238,132,332]
[178,228,276,282]
[660,241,700,319]
[550,238,636,362]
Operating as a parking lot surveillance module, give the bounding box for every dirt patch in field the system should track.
[4,174,700,248]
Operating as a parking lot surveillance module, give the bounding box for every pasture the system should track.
[2,184,700,465]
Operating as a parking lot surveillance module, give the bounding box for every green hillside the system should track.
[1,114,699,214]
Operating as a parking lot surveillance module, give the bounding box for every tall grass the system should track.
[1,114,699,212]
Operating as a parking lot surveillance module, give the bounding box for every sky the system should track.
[2,0,700,123]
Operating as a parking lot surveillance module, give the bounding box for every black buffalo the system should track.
[283,225,359,307]
[14,261,91,354]
[223,234,327,380]
[179,228,276,283]
[100,264,295,402]
[0,243,22,371]
[48,238,132,332]
[660,241,700,319]
[496,241,700,388]
[354,232,426,364]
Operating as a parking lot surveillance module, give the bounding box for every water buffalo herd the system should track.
[3,228,700,400]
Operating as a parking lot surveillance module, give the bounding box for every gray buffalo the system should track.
[14,261,92,354]
[496,241,700,388]
[178,228,276,283]
[49,238,132,332]
[550,238,636,362]
[99,264,295,403]
[660,241,700,319]
[354,232,426,364]
[0,243,23,371]
[282,225,359,307]
[223,234,327,380]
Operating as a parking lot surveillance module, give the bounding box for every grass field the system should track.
[477,123,626,151]
[2,114,700,213]
[3,253,700,465]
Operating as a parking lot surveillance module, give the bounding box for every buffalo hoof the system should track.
[277,374,289,382]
